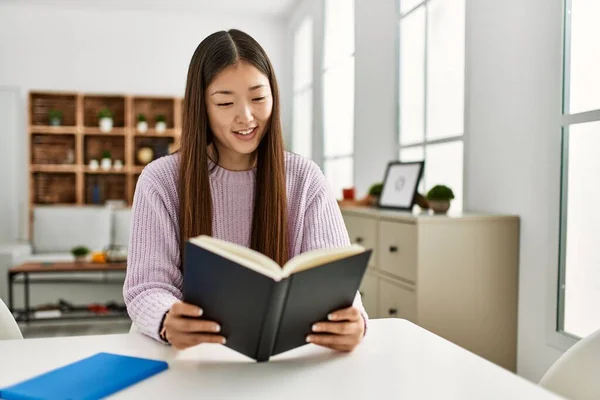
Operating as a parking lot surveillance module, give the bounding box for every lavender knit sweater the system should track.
[123,151,367,341]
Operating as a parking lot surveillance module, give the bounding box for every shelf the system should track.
[83,167,127,174]
[14,308,129,323]
[30,126,78,134]
[83,127,127,136]
[134,128,180,137]
[31,165,79,173]
[131,166,144,174]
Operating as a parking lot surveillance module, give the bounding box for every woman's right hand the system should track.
[163,301,226,350]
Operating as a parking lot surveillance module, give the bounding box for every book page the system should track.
[282,245,365,276]
[189,236,284,281]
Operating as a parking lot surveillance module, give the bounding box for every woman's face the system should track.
[205,61,273,160]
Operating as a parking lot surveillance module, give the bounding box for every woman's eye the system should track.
[252,97,266,102]
[217,102,233,107]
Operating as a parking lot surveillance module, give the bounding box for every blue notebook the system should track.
[0,352,168,400]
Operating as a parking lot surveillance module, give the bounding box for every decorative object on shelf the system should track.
[105,244,128,263]
[367,182,383,206]
[137,146,154,165]
[415,192,430,210]
[342,187,356,201]
[136,114,148,133]
[65,149,75,164]
[113,159,123,170]
[97,107,114,132]
[426,185,455,214]
[71,246,90,262]
[90,251,107,263]
[101,150,112,171]
[88,159,99,171]
[155,114,167,133]
[92,182,101,204]
[378,161,425,210]
[48,108,63,126]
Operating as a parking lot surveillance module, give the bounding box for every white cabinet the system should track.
[378,278,416,323]
[358,272,378,318]
[344,215,377,268]
[343,207,519,372]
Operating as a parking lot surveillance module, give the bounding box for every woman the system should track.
[124,29,367,352]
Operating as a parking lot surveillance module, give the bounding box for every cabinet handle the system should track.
[355,237,364,244]
[388,308,398,316]
[389,246,398,253]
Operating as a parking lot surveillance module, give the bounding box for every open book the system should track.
[183,235,371,362]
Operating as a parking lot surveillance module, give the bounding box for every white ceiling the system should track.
[1,0,300,18]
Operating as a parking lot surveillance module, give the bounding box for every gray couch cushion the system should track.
[33,206,111,253]
[112,209,131,247]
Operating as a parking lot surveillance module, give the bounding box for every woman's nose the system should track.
[235,102,253,124]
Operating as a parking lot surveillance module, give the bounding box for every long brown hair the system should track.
[179,29,288,267]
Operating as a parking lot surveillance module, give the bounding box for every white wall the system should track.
[0,88,22,242]
[0,3,288,243]
[464,0,565,382]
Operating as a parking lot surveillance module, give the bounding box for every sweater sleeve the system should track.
[123,171,182,342]
[300,173,369,333]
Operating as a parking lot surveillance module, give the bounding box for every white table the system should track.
[0,319,562,399]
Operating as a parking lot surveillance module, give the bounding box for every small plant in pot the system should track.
[154,114,167,133]
[48,108,63,126]
[136,114,148,133]
[426,185,455,214]
[101,150,112,171]
[367,182,383,206]
[97,108,113,133]
[71,246,90,262]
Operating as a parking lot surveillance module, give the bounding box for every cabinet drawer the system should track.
[378,279,416,322]
[378,220,417,283]
[359,272,378,319]
[344,215,377,268]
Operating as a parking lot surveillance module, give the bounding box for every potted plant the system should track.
[97,108,113,132]
[367,182,383,206]
[101,150,112,171]
[426,185,455,214]
[155,114,167,133]
[48,109,63,126]
[136,114,148,133]
[71,246,90,262]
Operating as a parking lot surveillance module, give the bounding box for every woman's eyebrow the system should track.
[249,84,267,91]
[210,89,233,96]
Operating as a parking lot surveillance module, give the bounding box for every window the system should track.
[558,0,600,339]
[323,0,355,199]
[292,17,313,159]
[398,0,465,212]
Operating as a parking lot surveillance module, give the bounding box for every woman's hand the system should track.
[306,306,365,352]
[163,301,226,350]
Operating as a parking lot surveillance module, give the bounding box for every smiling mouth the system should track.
[233,127,258,136]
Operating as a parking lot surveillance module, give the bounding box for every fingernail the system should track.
[215,325,221,332]
[312,324,319,332]
[306,335,312,343]
[221,338,226,344]
[198,308,203,316]
[328,313,334,321]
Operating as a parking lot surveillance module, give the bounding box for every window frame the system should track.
[397,0,465,205]
[291,17,315,159]
[553,0,600,349]
[322,0,356,197]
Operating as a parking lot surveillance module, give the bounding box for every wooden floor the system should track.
[20,320,131,339]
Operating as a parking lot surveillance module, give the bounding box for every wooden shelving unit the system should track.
[28,91,182,210]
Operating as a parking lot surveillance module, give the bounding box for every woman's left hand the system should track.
[306,306,365,352]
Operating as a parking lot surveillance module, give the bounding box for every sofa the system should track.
[0,205,132,308]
